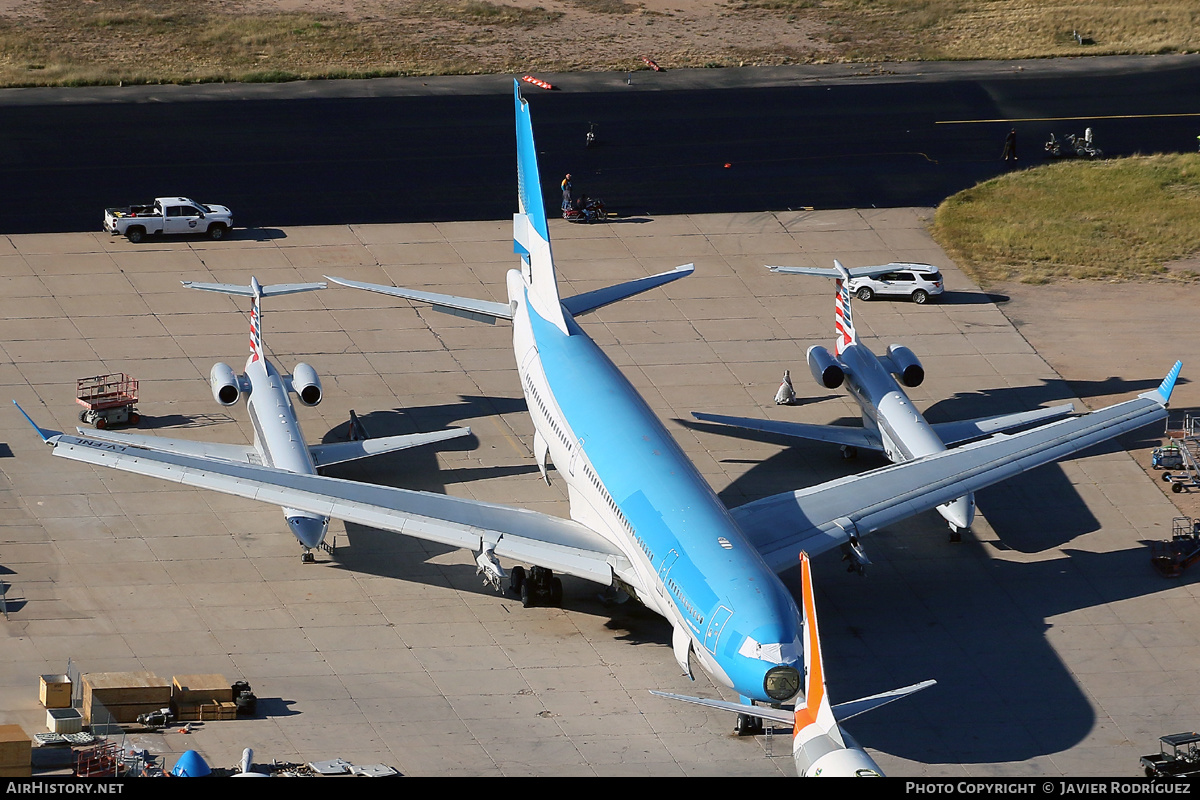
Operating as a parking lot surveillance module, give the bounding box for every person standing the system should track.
[1002,128,1017,161]
[561,173,573,211]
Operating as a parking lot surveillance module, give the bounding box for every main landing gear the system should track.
[510,565,563,608]
[736,712,764,737]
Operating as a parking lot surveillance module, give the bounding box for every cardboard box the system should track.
[39,674,72,709]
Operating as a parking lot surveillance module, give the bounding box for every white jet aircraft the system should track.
[654,551,935,776]
[695,260,1075,545]
[16,83,1182,742]
[54,277,471,562]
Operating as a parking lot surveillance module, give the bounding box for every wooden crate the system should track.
[172,674,231,705]
[0,724,30,774]
[39,674,72,709]
[81,672,170,724]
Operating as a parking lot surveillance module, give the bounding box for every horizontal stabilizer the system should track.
[692,412,881,451]
[648,691,796,726]
[831,680,937,724]
[931,403,1075,446]
[326,276,513,324]
[562,264,695,317]
[649,679,934,727]
[767,262,936,280]
[183,280,326,297]
[310,427,471,468]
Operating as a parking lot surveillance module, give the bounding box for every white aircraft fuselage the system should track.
[241,353,330,550]
[835,342,975,531]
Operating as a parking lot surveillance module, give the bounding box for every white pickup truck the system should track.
[104,197,233,243]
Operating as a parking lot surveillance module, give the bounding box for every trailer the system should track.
[76,373,139,429]
[1141,732,1200,777]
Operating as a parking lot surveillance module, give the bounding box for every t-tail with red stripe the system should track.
[833,259,856,357]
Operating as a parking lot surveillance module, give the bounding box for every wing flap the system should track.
[310,428,471,468]
[733,388,1172,571]
[42,431,622,586]
[692,412,881,451]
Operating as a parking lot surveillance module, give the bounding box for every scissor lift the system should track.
[1157,413,1200,493]
[76,373,139,429]
[1151,517,1200,577]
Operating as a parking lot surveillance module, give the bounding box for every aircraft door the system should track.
[655,550,680,597]
[704,606,733,655]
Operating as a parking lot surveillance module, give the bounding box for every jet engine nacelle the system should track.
[884,344,924,388]
[807,345,845,390]
[802,743,884,777]
[210,362,241,406]
[290,362,323,407]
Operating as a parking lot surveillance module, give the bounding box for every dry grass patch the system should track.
[730,0,1200,61]
[931,153,1200,285]
[0,0,563,85]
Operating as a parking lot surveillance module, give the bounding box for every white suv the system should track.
[845,265,943,304]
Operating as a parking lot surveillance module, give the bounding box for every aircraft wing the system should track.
[309,428,472,468]
[17,405,625,587]
[730,363,1180,572]
[691,412,882,451]
[930,403,1075,446]
[75,428,260,464]
[326,276,513,325]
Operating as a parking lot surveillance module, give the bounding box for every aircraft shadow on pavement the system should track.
[696,406,1185,766]
[799,542,1188,767]
[134,412,238,430]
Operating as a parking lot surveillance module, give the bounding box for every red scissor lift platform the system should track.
[1151,517,1200,577]
[76,373,139,429]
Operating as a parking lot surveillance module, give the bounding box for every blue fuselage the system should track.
[509,271,802,702]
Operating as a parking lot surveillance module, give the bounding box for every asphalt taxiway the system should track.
[1,210,1198,776]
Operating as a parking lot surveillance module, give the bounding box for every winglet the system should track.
[12,400,58,443]
[1139,361,1183,406]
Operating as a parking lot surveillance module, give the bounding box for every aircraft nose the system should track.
[287,516,329,549]
[939,494,975,531]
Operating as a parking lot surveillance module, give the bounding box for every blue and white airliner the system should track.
[17,83,1180,768]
